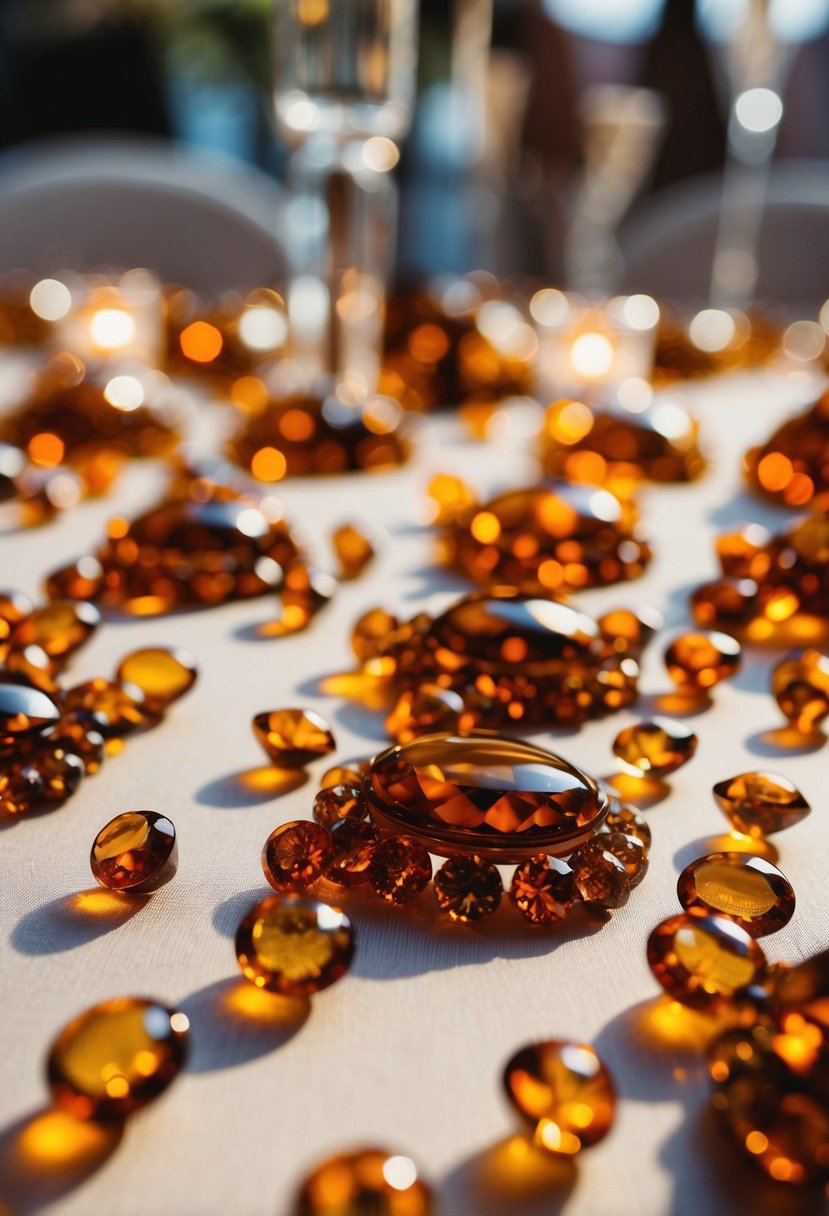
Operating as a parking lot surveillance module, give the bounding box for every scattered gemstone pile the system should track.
[746,389,829,507]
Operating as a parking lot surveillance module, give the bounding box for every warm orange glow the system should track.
[757,451,793,492]
[279,408,315,442]
[251,446,287,482]
[223,978,310,1025]
[470,510,501,544]
[237,766,308,797]
[409,323,450,362]
[15,1108,121,1170]
[28,432,65,466]
[180,321,223,363]
[230,376,269,413]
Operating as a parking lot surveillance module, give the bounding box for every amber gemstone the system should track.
[712,771,811,838]
[274,563,337,636]
[746,391,829,507]
[503,1041,616,1155]
[709,1024,829,1186]
[3,642,60,694]
[319,765,366,791]
[690,578,760,630]
[262,821,333,892]
[0,589,34,629]
[612,718,698,776]
[351,607,400,663]
[43,555,106,602]
[46,997,189,1121]
[50,720,106,775]
[770,947,829,1035]
[509,854,576,924]
[597,605,662,658]
[664,630,742,690]
[313,783,368,829]
[771,650,829,732]
[569,840,631,908]
[368,835,433,905]
[599,831,648,887]
[647,912,767,1009]
[332,523,375,580]
[90,811,178,893]
[115,647,198,710]
[716,524,773,578]
[234,894,354,997]
[63,678,152,738]
[434,854,502,921]
[598,803,651,854]
[677,852,795,937]
[10,600,100,660]
[325,819,380,887]
[444,480,651,593]
[0,764,45,814]
[296,1148,434,1215]
[363,732,608,862]
[253,709,335,768]
[385,685,465,743]
[0,681,60,749]
[426,472,477,523]
[37,748,84,803]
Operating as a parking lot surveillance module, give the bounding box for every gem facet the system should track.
[262,821,333,892]
[569,840,631,908]
[312,783,368,829]
[677,853,795,936]
[599,831,648,887]
[612,718,698,776]
[712,771,811,837]
[363,732,608,862]
[509,854,576,924]
[296,1148,434,1216]
[46,997,189,1120]
[771,650,829,732]
[90,811,178,892]
[647,912,767,1009]
[234,894,354,997]
[385,685,465,743]
[434,854,502,921]
[63,679,152,738]
[598,803,652,854]
[367,835,433,905]
[10,600,100,659]
[115,647,198,710]
[503,1040,616,1155]
[664,630,741,690]
[253,708,336,767]
[325,819,379,887]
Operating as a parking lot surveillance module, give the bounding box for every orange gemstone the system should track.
[503,1041,616,1154]
[261,821,333,892]
[50,720,106,775]
[10,600,100,660]
[63,678,152,738]
[712,771,810,837]
[43,555,106,601]
[47,997,189,1121]
[332,523,375,580]
[0,589,34,629]
[771,650,829,732]
[3,643,59,694]
[296,1148,434,1215]
[0,764,44,814]
[313,783,368,828]
[746,391,829,507]
[598,803,651,853]
[364,732,609,862]
[569,840,630,908]
[612,718,698,776]
[434,854,502,921]
[234,894,354,997]
[599,831,648,886]
[384,685,465,743]
[677,852,795,936]
[367,835,432,905]
[426,472,477,523]
[115,646,198,710]
[90,811,177,892]
[0,682,59,749]
[647,912,767,1009]
[664,630,742,690]
[597,606,662,657]
[690,577,759,629]
[351,607,400,663]
[325,820,379,887]
[509,854,576,924]
[252,708,335,767]
[716,524,773,578]
[36,747,84,804]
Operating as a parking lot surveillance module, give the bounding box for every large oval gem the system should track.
[363,731,608,862]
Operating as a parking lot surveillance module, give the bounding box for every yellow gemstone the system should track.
[647,912,767,1009]
[252,708,336,767]
[115,646,198,710]
[434,854,502,922]
[664,630,742,690]
[612,718,698,776]
[569,840,631,908]
[90,811,178,892]
[331,523,375,580]
[677,852,795,936]
[234,894,354,997]
[296,1148,434,1215]
[261,820,333,892]
[771,650,829,732]
[713,770,810,837]
[46,997,189,1120]
[10,600,100,660]
[503,1040,616,1154]
[509,854,576,924]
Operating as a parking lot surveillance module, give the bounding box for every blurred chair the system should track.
[0,137,283,290]
[620,160,829,308]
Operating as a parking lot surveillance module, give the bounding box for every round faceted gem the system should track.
[647,912,767,1010]
[0,763,44,814]
[434,854,502,922]
[115,646,198,710]
[62,678,151,738]
[325,819,379,887]
[262,820,333,892]
[296,1147,434,1216]
[253,708,336,767]
[331,522,375,580]
[234,894,354,997]
[598,803,651,855]
[36,747,84,803]
[313,783,368,829]
[612,718,698,777]
[11,600,100,660]
[712,771,810,838]
[690,577,759,629]
[677,852,795,937]
[368,835,433,905]
[384,685,465,744]
[0,681,60,749]
[772,650,829,732]
[90,811,178,893]
[46,997,189,1121]
[664,630,741,690]
[569,840,631,908]
[509,854,576,924]
[503,1041,616,1155]
[599,831,648,887]
[319,764,365,791]
[363,732,608,862]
